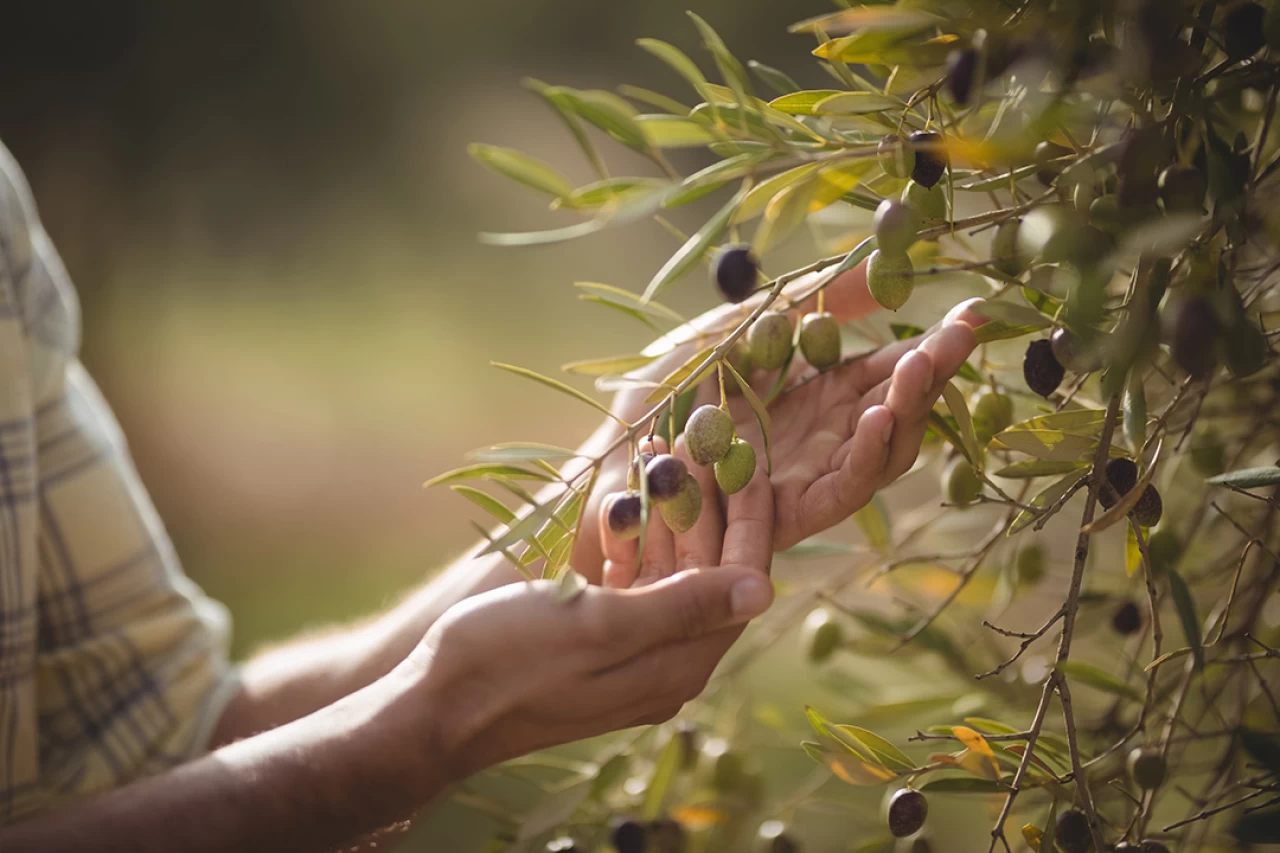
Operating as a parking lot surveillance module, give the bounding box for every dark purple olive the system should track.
[1023,339,1065,398]
[1113,599,1142,635]
[645,454,689,503]
[714,245,759,304]
[909,131,947,189]
[888,788,928,837]
[945,48,977,104]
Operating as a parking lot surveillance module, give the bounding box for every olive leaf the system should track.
[1057,660,1142,702]
[491,362,617,419]
[942,382,982,471]
[1009,469,1089,535]
[1167,569,1204,672]
[467,143,575,198]
[561,354,659,377]
[721,356,772,474]
[642,181,751,302]
[1207,466,1280,489]
[852,495,891,551]
[424,463,557,488]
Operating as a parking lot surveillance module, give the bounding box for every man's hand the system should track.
[571,261,986,579]
[407,453,774,777]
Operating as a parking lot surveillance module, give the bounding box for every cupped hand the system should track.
[572,261,986,579]
[409,462,774,779]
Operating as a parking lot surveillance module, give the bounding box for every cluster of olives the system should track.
[866,132,950,312]
[1056,806,1170,853]
[1100,457,1163,527]
[1165,287,1269,382]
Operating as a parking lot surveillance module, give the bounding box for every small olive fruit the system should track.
[867,249,915,312]
[1023,339,1065,398]
[879,133,916,179]
[874,199,921,254]
[1128,747,1167,790]
[1034,140,1072,186]
[887,788,928,837]
[758,820,800,853]
[799,312,842,369]
[1015,207,1069,264]
[1054,808,1091,853]
[943,457,983,506]
[1158,164,1206,214]
[908,130,947,188]
[659,472,703,533]
[1190,430,1226,476]
[715,439,757,495]
[992,218,1024,276]
[749,312,794,371]
[1224,2,1267,58]
[547,837,578,853]
[945,48,977,104]
[1169,295,1222,379]
[685,405,735,465]
[611,818,648,853]
[711,748,745,792]
[1050,327,1103,374]
[1147,529,1180,574]
[1113,599,1142,635]
[713,244,759,304]
[802,608,843,663]
[649,818,685,853]
[645,454,689,503]
[902,180,948,222]
[725,338,754,395]
[971,391,1014,444]
[1225,318,1269,378]
[1132,485,1164,527]
[1017,543,1046,585]
[606,492,644,541]
[1100,457,1139,509]
[628,451,656,491]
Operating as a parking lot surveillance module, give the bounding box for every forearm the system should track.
[3,668,445,853]
[214,420,625,744]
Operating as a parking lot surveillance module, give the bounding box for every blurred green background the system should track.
[1,0,839,654]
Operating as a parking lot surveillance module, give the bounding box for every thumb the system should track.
[605,567,774,653]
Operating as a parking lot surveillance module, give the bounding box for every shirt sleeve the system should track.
[0,141,240,825]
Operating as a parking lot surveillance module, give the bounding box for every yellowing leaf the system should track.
[669,806,728,829]
[1022,824,1044,849]
[1126,523,1142,577]
[952,726,1000,779]
[824,752,899,786]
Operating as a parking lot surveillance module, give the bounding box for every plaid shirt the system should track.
[0,142,237,824]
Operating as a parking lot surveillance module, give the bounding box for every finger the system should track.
[600,437,671,588]
[597,566,773,655]
[635,500,678,587]
[592,624,743,707]
[672,434,726,573]
[720,444,775,573]
[840,297,990,393]
[783,404,894,550]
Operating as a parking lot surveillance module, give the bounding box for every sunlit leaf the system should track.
[643,181,750,302]
[748,59,800,95]
[943,382,982,471]
[468,442,580,463]
[491,362,616,419]
[575,282,686,326]
[468,143,575,198]
[524,77,608,180]
[754,176,818,254]
[992,430,1111,462]
[813,91,904,115]
[992,460,1089,479]
[918,777,1007,794]
[952,726,1000,779]
[735,164,821,223]
[835,725,916,770]
[1057,660,1142,702]
[616,83,691,116]
[823,751,900,786]
[852,494,892,551]
[424,463,557,488]
[669,805,729,829]
[560,177,668,210]
[516,779,591,842]
[450,485,517,525]
[1010,470,1089,534]
[554,87,650,152]
[789,7,942,36]
[972,320,1050,344]
[767,89,845,115]
[1126,523,1143,577]
[640,731,683,820]
[562,354,658,376]
[970,300,1053,330]
[1207,467,1280,489]
[646,346,717,403]
[999,409,1107,436]
[636,114,719,147]
[722,356,772,473]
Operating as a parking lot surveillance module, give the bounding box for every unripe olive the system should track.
[606,492,644,541]
[1016,207,1069,264]
[1190,430,1226,476]
[758,821,800,853]
[887,788,928,837]
[1127,747,1167,789]
[749,312,794,371]
[1169,295,1222,379]
[547,837,578,853]
[945,48,977,104]
[712,749,745,791]
[1023,339,1065,398]
[867,249,915,312]
[658,472,703,533]
[802,608,843,663]
[1017,543,1045,585]
[799,312,841,369]
[992,218,1024,277]
[611,818,648,853]
[715,439,757,495]
[713,244,759,304]
[971,390,1014,444]
[1224,2,1267,58]
[628,451,656,491]
[879,133,916,179]
[1158,165,1206,214]
[685,405,735,465]
[908,130,947,188]
[943,457,983,506]
[1132,484,1163,527]
[1034,141,1071,186]
[1088,194,1125,233]
[645,454,689,503]
[1113,599,1142,635]
[902,180,947,222]
[874,199,921,254]
[1147,529,1180,574]
[1054,808,1091,853]
[725,338,754,395]
[1050,327,1103,374]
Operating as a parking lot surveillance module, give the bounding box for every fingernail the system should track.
[878,408,895,443]
[730,576,772,618]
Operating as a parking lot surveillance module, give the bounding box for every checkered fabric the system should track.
[0,141,238,824]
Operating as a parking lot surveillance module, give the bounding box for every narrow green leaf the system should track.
[998,409,1107,436]
[1010,470,1089,534]
[991,430,1106,462]
[491,362,615,418]
[747,59,800,95]
[554,87,649,152]
[451,485,516,524]
[973,321,1049,344]
[943,382,982,471]
[575,282,686,325]
[1207,467,1280,489]
[753,175,818,254]
[1167,570,1204,672]
[767,89,845,115]
[467,143,574,198]
[722,357,772,474]
[480,218,606,247]
[636,38,712,99]
[646,346,717,404]
[813,91,904,115]
[617,84,690,116]
[636,114,718,148]
[642,182,750,302]
[468,443,580,464]
[560,177,668,210]
[852,495,891,551]
[480,498,561,556]
[969,301,1052,329]
[734,164,821,223]
[992,460,1089,479]
[833,725,916,770]
[562,354,658,376]
[1057,660,1142,702]
[524,78,608,180]
[424,464,556,488]
[918,778,1007,794]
